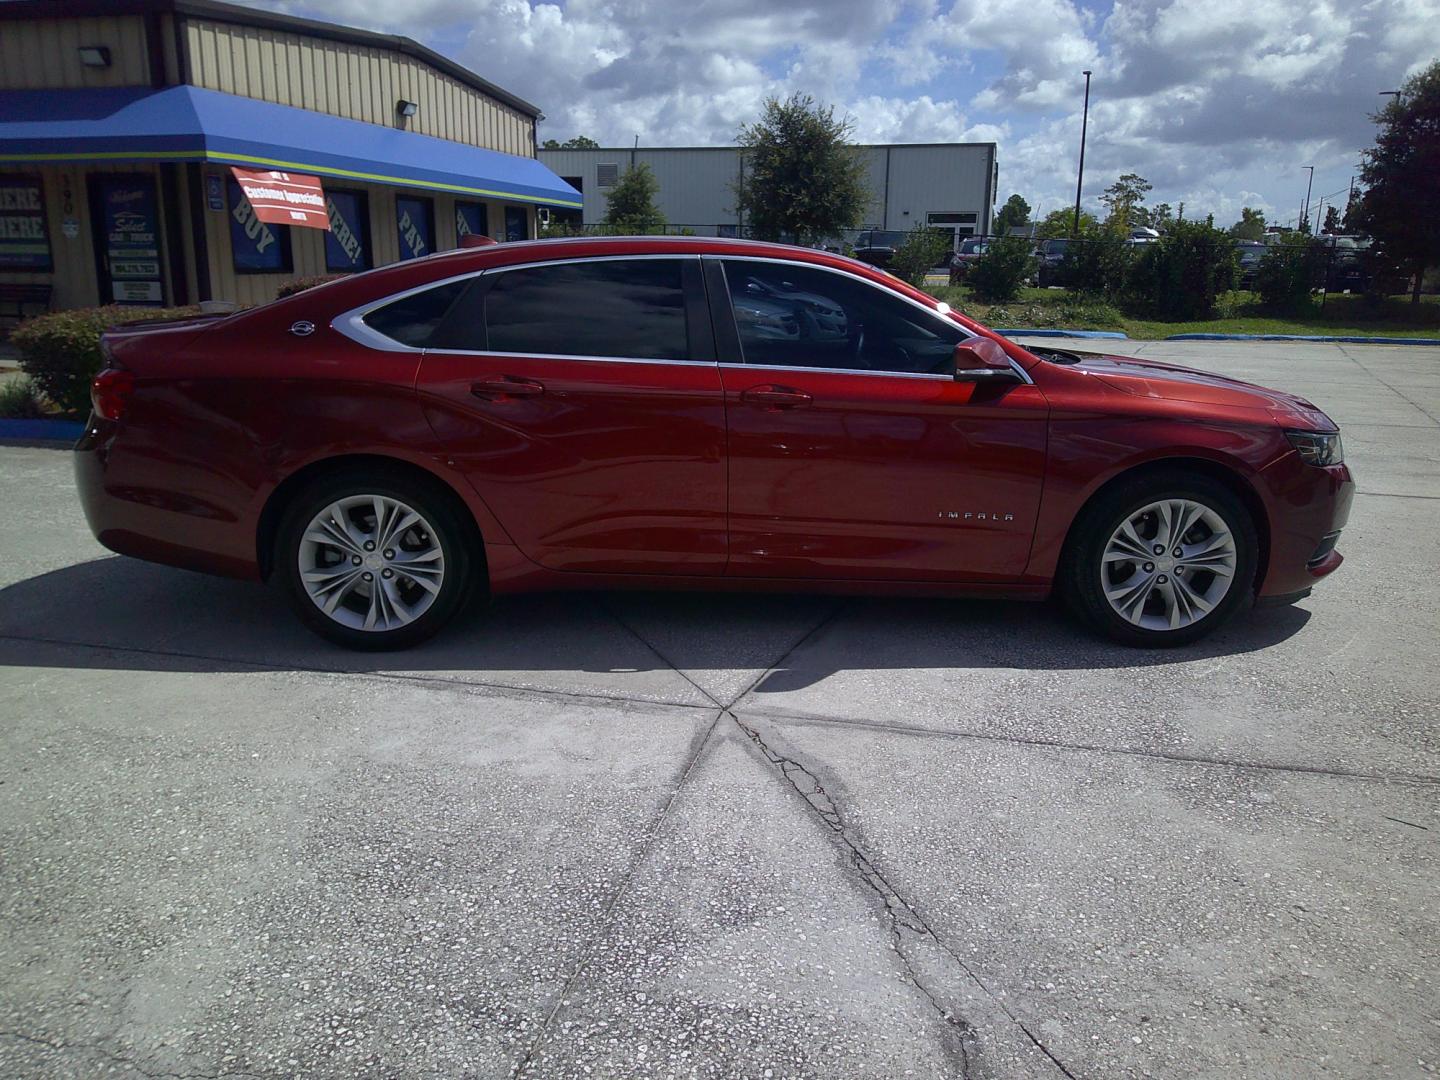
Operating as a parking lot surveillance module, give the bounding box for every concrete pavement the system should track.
[0,339,1436,1079]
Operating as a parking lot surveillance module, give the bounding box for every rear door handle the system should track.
[471,377,545,401]
[741,384,812,409]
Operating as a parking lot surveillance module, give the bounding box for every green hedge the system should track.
[276,274,346,300]
[11,305,202,415]
[968,236,1037,303]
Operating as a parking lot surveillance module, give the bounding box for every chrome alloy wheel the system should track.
[1100,498,1238,631]
[297,495,445,632]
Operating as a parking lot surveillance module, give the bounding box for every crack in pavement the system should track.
[731,714,1079,1080]
[0,1029,274,1079]
[735,707,1440,786]
[509,710,724,1080]
[1336,345,1440,427]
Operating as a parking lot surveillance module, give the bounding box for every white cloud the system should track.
[255,0,1440,226]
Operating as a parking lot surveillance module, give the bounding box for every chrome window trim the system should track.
[708,253,1034,386]
[422,349,715,367]
[479,253,700,276]
[721,362,951,382]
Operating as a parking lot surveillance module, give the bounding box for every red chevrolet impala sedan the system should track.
[76,236,1353,650]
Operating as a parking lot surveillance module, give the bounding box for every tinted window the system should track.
[363,280,467,347]
[485,259,689,360]
[722,260,963,375]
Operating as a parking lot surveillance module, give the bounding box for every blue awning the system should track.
[0,85,581,208]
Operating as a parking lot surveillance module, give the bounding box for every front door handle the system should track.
[741,384,812,409]
[471,377,545,401]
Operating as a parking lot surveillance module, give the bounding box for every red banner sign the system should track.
[230,167,330,230]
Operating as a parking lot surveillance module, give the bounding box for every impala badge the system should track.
[939,510,1015,522]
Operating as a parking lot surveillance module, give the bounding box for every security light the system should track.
[78,45,112,68]
[397,100,418,118]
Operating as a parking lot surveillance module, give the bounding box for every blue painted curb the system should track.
[1165,333,1440,345]
[995,328,1129,340]
[0,419,85,442]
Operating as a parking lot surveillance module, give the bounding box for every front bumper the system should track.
[1256,457,1354,599]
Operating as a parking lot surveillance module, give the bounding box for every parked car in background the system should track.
[77,235,1353,651]
[1037,238,1076,287]
[948,237,988,283]
[1323,236,1371,293]
[851,230,909,268]
[1235,241,1267,289]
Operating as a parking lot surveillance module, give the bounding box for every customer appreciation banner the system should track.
[230,168,329,230]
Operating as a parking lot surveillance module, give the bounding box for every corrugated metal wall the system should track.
[183,19,535,157]
[539,145,996,233]
[0,15,152,88]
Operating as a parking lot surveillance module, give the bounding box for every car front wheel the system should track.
[1062,472,1258,646]
[277,470,476,650]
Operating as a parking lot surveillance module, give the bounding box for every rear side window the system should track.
[362,280,467,347]
[484,259,689,360]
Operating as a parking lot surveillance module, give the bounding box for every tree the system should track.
[1146,202,1174,231]
[1100,173,1152,228]
[1124,218,1236,320]
[1228,207,1267,241]
[968,236,1036,303]
[541,135,600,149]
[603,163,665,232]
[994,194,1032,235]
[1353,60,1440,303]
[734,94,870,244]
[1321,206,1343,235]
[1038,208,1099,238]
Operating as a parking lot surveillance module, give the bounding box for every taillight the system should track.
[91,368,135,421]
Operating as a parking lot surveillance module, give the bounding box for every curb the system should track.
[1165,333,1440,345]
[0,419,85,445]
[994,328,1129,340]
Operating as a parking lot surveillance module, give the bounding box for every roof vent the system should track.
[596,163,619,188]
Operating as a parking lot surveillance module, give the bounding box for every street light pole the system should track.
[1301,165,1314,231]
[1072,70,1092,238]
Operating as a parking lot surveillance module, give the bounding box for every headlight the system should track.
[1285,429,1344,466]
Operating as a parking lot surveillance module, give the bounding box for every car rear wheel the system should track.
[277,471,475,650]
[1062,471,1257,647]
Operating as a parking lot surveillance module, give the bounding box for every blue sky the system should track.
[264,0,1439,230]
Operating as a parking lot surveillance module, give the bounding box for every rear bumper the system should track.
[74,421,261,581]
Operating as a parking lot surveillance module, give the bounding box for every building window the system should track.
[324,189,371,272]
[227,177,293,274]
[596,163,619,188]
[455,201,488,243]
[504,206,528,242]
[0,175,52,271]
[396,195,435,260]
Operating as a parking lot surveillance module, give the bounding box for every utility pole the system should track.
[1301,165,1314,231]
[1072,70,1092,238]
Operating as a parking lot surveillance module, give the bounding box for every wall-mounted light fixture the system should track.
[397,100,418,118]
[78,45,112,68]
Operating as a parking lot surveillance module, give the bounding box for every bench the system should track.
[0,282,54,328]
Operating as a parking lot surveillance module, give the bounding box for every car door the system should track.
[710,256,1049,582]
[411,255,728,574]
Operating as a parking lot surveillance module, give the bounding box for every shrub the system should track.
[12,305,201,414]
[1124,218,1236,319]
[1062,227,1130,299]
[0,375,45,419]
[890,225,953,287]
[967,236,1037,303]
[1253,236,1326,312]
[276,274,345,300]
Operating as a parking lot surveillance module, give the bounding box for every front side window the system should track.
[484,259,689,360]
[721,259,963,375]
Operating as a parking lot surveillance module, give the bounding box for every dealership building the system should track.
[0,0,580,315]
[539,143,999,247]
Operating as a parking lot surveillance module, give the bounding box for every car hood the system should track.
[1071,352,1338,429]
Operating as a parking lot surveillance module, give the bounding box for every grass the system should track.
[926,286,1440,339]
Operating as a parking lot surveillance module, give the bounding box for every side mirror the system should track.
[953,337,1021,382]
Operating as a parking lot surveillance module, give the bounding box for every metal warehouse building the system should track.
[539,143,998,247]
[0,0,580,315]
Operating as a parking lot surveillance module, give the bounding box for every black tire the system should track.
[1060,469,1258,647]
[276,468,478,650]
